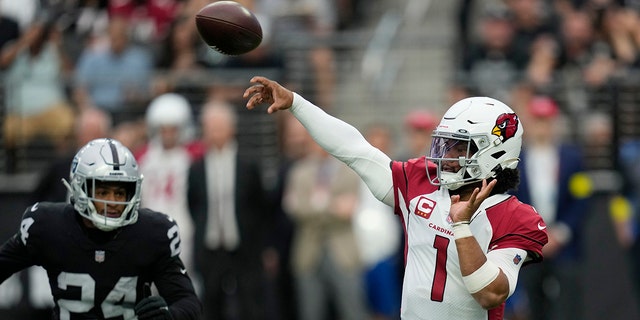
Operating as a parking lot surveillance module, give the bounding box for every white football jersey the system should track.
[391,157,546,320]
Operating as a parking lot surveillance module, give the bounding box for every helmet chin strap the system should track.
[88,204,121,231]
[91,220,118,231]
[440,171,466,190]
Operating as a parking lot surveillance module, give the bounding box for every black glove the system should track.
[134,296,174,320]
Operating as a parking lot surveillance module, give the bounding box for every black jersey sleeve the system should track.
[0,202,47,282]
[0,233,33,282]
[137,209,202,319]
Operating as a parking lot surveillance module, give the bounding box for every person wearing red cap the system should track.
[528,96,559,118]
[510,96,589,320]
[400,110,439,161]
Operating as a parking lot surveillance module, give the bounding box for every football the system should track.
[195,1,263,55]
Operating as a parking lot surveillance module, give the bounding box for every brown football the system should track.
[195,1,263,55]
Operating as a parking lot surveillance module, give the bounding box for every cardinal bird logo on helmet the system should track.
[492,113,519,142]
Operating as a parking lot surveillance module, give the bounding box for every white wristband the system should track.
[452,222,473,239]
[462,260,501,294]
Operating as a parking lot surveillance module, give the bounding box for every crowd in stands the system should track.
[0,0,372,174]
[455,0,640,138]
[455,1,640,319]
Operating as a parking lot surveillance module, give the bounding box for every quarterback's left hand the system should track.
[135,296,174,320]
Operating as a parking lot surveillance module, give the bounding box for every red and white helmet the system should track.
[145,93,194,143]
[426,97,523,190]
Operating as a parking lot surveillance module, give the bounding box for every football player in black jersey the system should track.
[0,138,202,320]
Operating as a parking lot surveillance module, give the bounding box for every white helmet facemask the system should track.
[426,97,523,190]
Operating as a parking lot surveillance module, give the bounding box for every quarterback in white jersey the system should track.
[244,77,548,320]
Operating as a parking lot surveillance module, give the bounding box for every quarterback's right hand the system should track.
[135,296,174,320]
[449,179,497,223]
[244,76,294,114]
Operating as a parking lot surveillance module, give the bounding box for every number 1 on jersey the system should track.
[431,235,449,302]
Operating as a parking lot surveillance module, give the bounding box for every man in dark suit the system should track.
[187,99,269,320]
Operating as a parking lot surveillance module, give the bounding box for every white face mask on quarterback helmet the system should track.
[63,138,143,231]
[426,97,523,190]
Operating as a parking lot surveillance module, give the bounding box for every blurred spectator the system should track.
[505,0,560,89]
[187,99,269,320]
[266,0,338,110]
[353,122,402,320]
[71,107,112,151]
[511,96,589,320]
[165,19,200,66]
[336,0,366,30]
[508,81,538,115]
[554,9,616,113]
[599,3,640,67]
[455,0,474,60]
[577,109,640,319]
[2,20,75,173]
[31,107,112,204]
[155,14,206,73]
[279,112,314,162]
[456,3,529,101]
[221,41,284,71]
[0,0,37,31]
[506,0,559,53]
[264,113,314,320]
[135,93,204,282]
[0,10,20,61]
[580,111,616,171]
[446,80,473,107]
[64,0,110,60]
[111,119,148,154]
[613,113,640,311]
[73,14,153,125]
[399,109,438,160]
[108,0,182,43]
[283,138,368,320]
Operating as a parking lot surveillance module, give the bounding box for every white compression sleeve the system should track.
[486,248,528,297]
[290,93,394,206]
